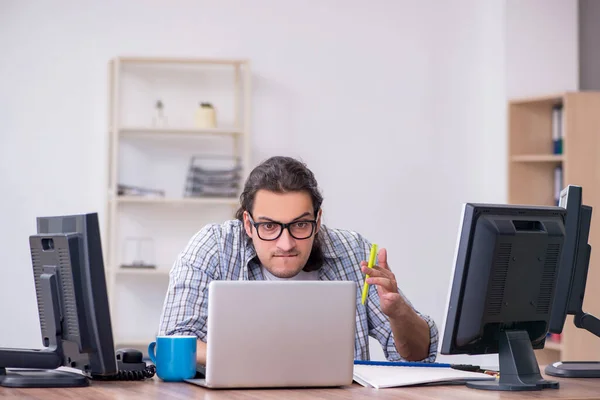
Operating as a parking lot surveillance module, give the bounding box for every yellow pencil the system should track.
[361,244,378,305]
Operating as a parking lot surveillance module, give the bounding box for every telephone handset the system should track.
[91,349,156,381]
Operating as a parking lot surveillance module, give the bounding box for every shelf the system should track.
[117,56,247,66]
[509,93,565,106]
[107,56,251,350]
[114,196,239,206]
[508,91,600,362]
[544,340,563,352]
[115,268,170,277]
[511,154,563,163]
[119,127,243,138]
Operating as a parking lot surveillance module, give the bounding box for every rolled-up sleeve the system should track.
[157,225,220,341]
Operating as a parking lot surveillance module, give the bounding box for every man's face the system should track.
[243,190,321,278]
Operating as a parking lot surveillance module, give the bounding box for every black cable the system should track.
[91,364,156,381]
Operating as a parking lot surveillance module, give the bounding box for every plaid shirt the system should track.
[158,219,438,362]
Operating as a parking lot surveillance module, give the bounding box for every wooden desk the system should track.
[2,373,600,400]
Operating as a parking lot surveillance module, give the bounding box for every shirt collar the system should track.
[244,239,258,265]
[318,225,340,259]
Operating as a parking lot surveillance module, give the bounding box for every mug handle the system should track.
[148,341,157,364]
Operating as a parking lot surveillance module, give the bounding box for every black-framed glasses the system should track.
[247,213,318,241]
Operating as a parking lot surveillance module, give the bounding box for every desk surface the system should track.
[1,372,600,400]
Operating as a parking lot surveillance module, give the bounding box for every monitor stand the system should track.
[545,361,600,378]
[545,310,600,378]
[0,368,89,388]
[466,330,559,391]
[0,271,89,388]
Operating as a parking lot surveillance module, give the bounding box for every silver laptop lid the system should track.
[205,280,356,388]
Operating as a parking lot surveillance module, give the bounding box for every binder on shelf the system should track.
[552,104,563,155]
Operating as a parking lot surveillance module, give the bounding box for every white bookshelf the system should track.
[106,56,251,350]
[120,126,243,137]
[112,196,239,206]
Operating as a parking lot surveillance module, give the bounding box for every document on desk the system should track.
[353,365,495,389]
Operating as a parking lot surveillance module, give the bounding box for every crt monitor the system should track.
[545,185,600,378]
[440,203,566,391]
[0,213,117,387]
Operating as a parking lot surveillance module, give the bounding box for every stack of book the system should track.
[184,155,241,198]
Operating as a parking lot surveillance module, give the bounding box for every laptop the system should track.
[185,280,357,389]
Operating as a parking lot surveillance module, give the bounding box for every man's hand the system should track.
[360,247,431,361]
[361,248,407,318]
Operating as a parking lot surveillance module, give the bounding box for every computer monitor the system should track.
[545,185,600,378]
[440,203,567,391]
[0,213,117,387]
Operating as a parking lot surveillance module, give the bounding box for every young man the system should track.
[158,156,438,363]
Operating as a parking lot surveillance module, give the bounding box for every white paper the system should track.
[353,365,495,389]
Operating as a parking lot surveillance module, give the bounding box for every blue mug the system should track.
[148,335,197,381]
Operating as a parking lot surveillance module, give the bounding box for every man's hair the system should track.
[235,156,324,272]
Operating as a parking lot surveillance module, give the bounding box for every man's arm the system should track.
[157,225,220,346]
[362,247,438,362]
[386,296,431,361]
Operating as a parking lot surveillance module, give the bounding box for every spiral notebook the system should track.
[353,364,496,389]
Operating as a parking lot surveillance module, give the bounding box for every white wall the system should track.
[0,0,572,366]
[506,0,579,98]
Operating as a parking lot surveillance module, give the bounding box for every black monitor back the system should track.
[544,185,600,378]
[36,213,116,376]
[548,185,592,333]
[441,203,566,355]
